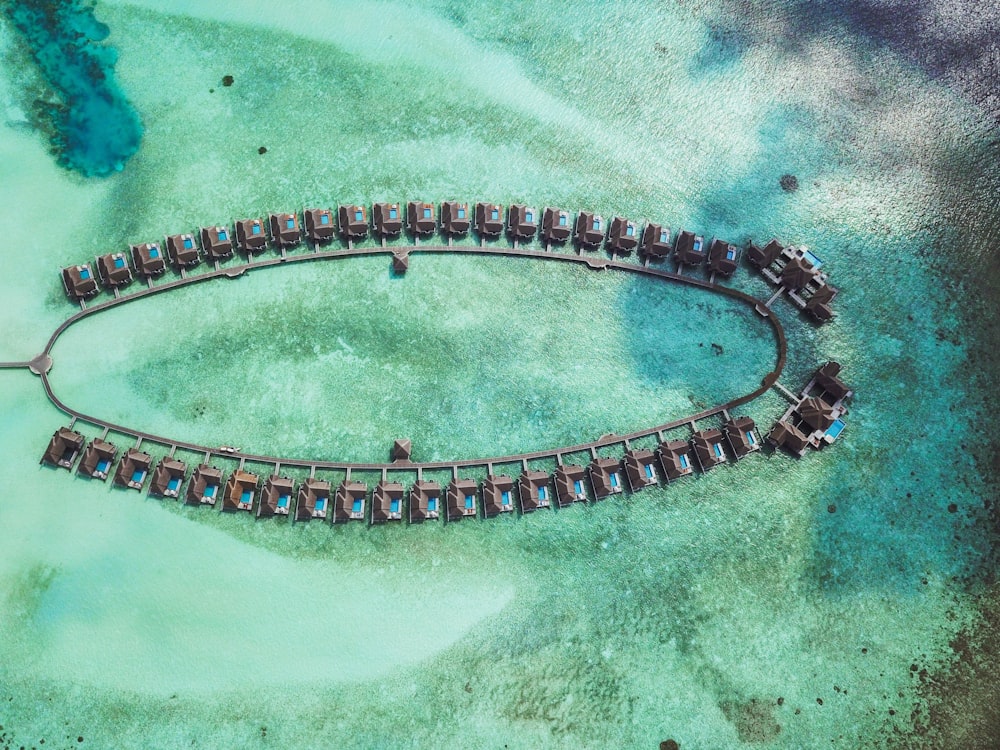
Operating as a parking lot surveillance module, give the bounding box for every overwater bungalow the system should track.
[554,464,588,506]
[507,204,538,240]
[96,252,133,288]
[373,203,403,237]
[475,202,504,238]
[333,480,367,522]
[257,474,295,518]
[517,469,551,512]
[407,202,436,235]
[441,201,470,236]
[482,474,515,517]
[186,463,223,505]
[797,396,836,434]
[640,223,671,261]
[296,477,331,521]
[113,447,153,490]
[574,211,604,249]
[673,230,705,267]
[200,225,234,261]
[77,438,117,480]
[338,205,369,239]
[723,416,761,459]
[812,361,852,406]
[409,479,442,523]
[392,252,409,274]
[541,207,572,244]
[692,429,728,471]
[767,421,810,457]
[708,239,740,276]
[589,457,625,499]
[656,439,695,480]
[235,218,268,254]
[623,448,658,491]
[747,238,783,269]
[61,264,99,300]
[40,427,84,469]
[391,438,412,462]
[606,217,639,255]
[805,283,837,322]
[268,212,301,249]
[223,470,259,512]
[303,208,335,245]
[148,456,187,498]
[165,234,200,268]
[130,243,167,278]
[780,255,816,291]
[371,480,404,523]
[447,477,478,520]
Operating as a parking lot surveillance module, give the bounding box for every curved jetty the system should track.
[31,200,850,525]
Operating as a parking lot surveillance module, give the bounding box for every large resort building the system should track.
[769,362,852,456]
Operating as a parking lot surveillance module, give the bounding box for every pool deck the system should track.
[28,241,788,477]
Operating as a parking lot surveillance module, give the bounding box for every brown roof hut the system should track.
[441,201,470,236]
[165,234,200,268]
[258,474,295,518]
[554,464,588,506]
[447,478,478,520]
[303,208,335,245]
[708,239,740,276]
[723,417,761,459]
[409,479,442,523]
[482,474,515,517]
[475,202,504,238]
[768,421,810,457]
[606,217,639,255]
[235,218,268,254]
[61,264,99,300]
[186,463,223,505]
[673,231,705,267]
[334,480,367,522]
[148,456,187,498]
[797,397,836,433]
[200,225,234,261]
[407,202,437,235]
[391,439,412,462]
[517,469,551,512]
[589,457,625,499]
[268,213,301,249]
[623,449,658,491]
[780,255,816,291]
[692,429,728,471]
[41,427,85,469]
[371,480,404,523]
[77,438,117,480]
[656,439,695,480]
[392,252,409,274]
[805,283,837,322]
[813,361,852,406]
[96,253,133,288]
[223,469,259,512]
[640,223,671,261]
[296,477,331,521]
[130,243,166,278]
[541,207,572,244]
[338,205,369,239]
[507,204,538,240]
[373,203,403,238]
[113,447,153,490]
[747,238,783,269]
[574,211,604,248]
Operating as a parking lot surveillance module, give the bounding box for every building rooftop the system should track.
[40,427,84,469]
[447,477,478,520]
[61,264,99,300]
[371,480,404,523]
[303,208,336,245]
[96,253,133,288]
[165,234,200,268]
[77,438,117,480]
[482,474,515,517]
[186,463,223,505]
[623,448,658,490]
[223,469,259,512]
[708,238,740,276]
[475,202,504,237]
[673,231,705,267]
[407,202,436,236]
[606,217,639,255]
[554,463,588,506]
[296,477,331,521]
[148,456,187,498]
[656,439,695,480]
[589,457,625,499]
[373,203,403,237]
[409,479,442,522]
[768,421,810,457]
[200,226,234,261]
[113,447,153,490]
[268,213,301,249]
[258,474,295,518]
[723,416,761,459]
[541,207,572,244]
[747,238,783,269]
[507,204,538,240]
[518,469,551,512]
[234,218,268,254]
[441,201,470,236]
[574,211,604,248]
[338,205,368,239]
[334,480,367,522]
[130,243,167,278]
[692,428,728,471]
[641,223,671,261]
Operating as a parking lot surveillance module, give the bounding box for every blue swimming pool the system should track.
[277,495,290,508]
[149,247,159,258]
[79,267,91,279]
[183,236,193,249]
[427,497,437,512]
[464,494,474,509]
[315,497,326,511]
[501,490,510,505]
[610,472,620,487]
[286,217,295,229]
[803,249,823,269]
[574,480,583,495]
[251,224,261,235]
[96,458,110,473]
[204,485,216,498]
[390,498,400,514]
[538,486,547,500]
[352,498,363,513]
[218,229,228,241]
[644,463,654,478]
[320,213,330,224]
[240,490,252,505]
[826,419,846,439]
[113,256,125,269]
[131,469,144,484]
[167,477,180,492]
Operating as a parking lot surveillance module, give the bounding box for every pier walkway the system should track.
[30,243,787,475]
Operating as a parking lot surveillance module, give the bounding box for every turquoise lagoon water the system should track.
[1,1,998,748]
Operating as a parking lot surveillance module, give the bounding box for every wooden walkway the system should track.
[28,243,788,475]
